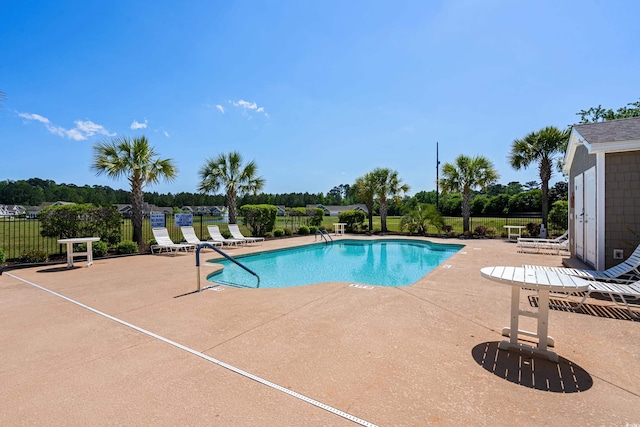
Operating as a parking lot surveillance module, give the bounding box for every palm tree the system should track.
[509,126,569,232]
[372,168,409,233]
[439,155,499,233]
[92,135,177,246]
[353,172,378,232]
[198,151,265,224]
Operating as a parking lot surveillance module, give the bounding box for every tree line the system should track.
[0,176,566,215]
[0,177,322,209]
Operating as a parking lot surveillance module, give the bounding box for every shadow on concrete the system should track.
[529,295,640,322]
[36,266,80,273]
[471,341,593,393]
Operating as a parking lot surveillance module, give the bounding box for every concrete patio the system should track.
[1,235,639,426]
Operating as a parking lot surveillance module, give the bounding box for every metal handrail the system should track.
[314,229,333,243]
[195,243,260,291]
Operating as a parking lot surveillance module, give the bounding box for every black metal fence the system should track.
[0,214,228,261]
[1,212,556,261]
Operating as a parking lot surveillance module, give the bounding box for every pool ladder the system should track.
[195,243,260,291]
[314,229,333,244]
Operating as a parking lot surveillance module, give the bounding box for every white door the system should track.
[574,173,584,260]
[584,167,597,266]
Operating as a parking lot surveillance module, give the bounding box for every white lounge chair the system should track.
[206,225,245,247]
[557,277,640,319]
[151,227,195,255]
[180,226,222,250]
[228,224,265,245]
[524,243,640,281]
[518,231,569,254]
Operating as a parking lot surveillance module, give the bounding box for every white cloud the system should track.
[130,119,148,130]
[233,99,257,110]
[18,112,115,141]
[215,104,225,113]
[163,131,170,138]
[230,99,269,118]
[18,112,50,124]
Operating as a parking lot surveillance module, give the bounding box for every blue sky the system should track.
[1,0,639,197]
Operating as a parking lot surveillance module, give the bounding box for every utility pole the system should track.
[436,142,440,211]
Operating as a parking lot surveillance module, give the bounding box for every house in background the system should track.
[0,204,26,217]
[307,204,369,217]
[22,201,74,219]
[180,206,225,216]
[116,203,173,217]
[563,116,640,270]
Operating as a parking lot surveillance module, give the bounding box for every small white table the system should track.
[480,266,589,362]
[58,237,101,268]
[333,223,346,236]
[503,225,526,241]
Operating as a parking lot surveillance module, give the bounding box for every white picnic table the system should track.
[333,222,346,236]
[480,266,590,362]
[58,237,101,268]
[503,225,526,241]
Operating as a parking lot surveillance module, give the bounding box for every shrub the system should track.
[39,204,89,239]
[526,222,541,237]
[0,248,5,264]
[485,227,497,237]
[116,240,139,254]
[308,208,324,227]
[337,210,365,232]
[86,206,122,245]
[298,225,310,235]
[78,241,109,257]
[93,241,109,257]
[19,249,48,263]
[273,229,285,237]
[39,204,121,244]
[309,226,318,234]
[239,204,277,236]
[400,203,443,235]
[474,225,487,237]
[283,228,293,236]
[549,200,568,231]
[264,231,274,238]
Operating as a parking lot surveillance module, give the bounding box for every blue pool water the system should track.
[206,239,462,288]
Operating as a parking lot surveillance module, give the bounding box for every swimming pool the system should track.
[206,239,463,288]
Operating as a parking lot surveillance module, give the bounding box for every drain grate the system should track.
[349,283,374,290]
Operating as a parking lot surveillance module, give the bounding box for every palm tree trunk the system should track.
[367,201,374,231]
[130,177,144,246]
[540,157,552,231]
[462,191,471,233]
[380,200,388,233]
[541,178,549,231]
[228,192,237,224]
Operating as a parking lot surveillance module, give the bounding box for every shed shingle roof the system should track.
[573,116,640,144]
